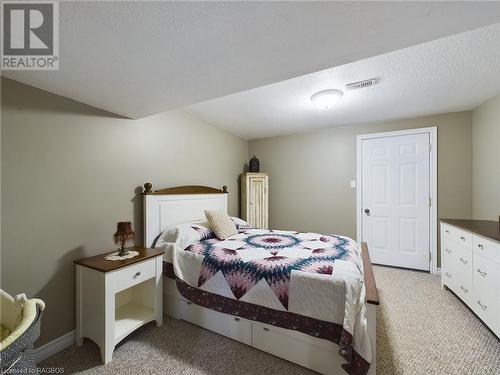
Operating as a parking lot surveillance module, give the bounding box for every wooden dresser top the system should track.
[441,219,500,243]
[74,247,164,272]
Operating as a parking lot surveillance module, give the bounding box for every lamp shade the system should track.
[114,221,135,244]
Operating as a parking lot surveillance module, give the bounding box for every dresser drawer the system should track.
[109,258,156,293]
[473,234,500,264]
[442,268,456,290]
[472,253,500,332]
[473,292,499,336]
[441,242,456,267]
[441,244,456,288]
[454,279,473,306]
[441,223,455,244]
[473,253,498,291]
[455,248,472,272]
[448,251,472,305]
[444,224,472,249]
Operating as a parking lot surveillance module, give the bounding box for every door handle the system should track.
[364,209,370,215]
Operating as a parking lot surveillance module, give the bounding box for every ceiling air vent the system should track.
[345,78,378,90]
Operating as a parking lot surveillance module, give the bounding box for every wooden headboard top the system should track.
[143,182,228,195]
[142,183,229,247]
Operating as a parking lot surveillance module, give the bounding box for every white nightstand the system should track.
[75,247,164,364]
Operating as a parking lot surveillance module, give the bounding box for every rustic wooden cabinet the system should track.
[240,173,269,229]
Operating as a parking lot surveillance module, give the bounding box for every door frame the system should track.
[356,126,438,274]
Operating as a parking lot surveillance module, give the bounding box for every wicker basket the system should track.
[1,307,43,374]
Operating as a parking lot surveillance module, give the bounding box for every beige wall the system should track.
[472,93,500,221]
[0,76,481,347]
[249,111,473,254]
[0,78,248,345]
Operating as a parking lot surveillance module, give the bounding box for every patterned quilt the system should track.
[186,229,361,309]
[168,227,372,374]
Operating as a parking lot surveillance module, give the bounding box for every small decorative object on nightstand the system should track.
[113,221,135,257]
[75,247,164,364]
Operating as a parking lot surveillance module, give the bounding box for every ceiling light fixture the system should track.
[311,89,343,110]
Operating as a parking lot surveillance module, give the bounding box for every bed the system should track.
[143,184,378,375]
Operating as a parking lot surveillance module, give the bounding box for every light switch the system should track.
[350,180,356,188]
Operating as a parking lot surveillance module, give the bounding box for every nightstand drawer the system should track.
[109,258,156,293]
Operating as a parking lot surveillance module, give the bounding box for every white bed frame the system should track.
[143,184,377,375]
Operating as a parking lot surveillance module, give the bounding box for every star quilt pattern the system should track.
[185,229,361,309]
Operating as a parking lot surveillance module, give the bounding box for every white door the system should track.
[361,133,430,271]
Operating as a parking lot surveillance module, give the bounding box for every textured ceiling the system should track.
[187,23,500,139]
[2,1,500,119]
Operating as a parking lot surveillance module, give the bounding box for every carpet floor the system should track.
[40,266,500,374]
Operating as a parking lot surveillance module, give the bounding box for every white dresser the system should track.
[441,220,500,337]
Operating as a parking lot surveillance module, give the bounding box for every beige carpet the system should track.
[374,266,500,375]
[41,266,500,374]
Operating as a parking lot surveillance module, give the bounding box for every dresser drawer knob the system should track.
[477,269,487,277]
[460,286,469,293]
[460,236,466,241]
[133,271,141,278]
[459,258,468,265]
[477,244,484,250]
[477,301,487,310]
[445,249,451,254]
[263,327,270,332]
[445,230,450,234]
[445,272,451,278]
[234,317,240,322]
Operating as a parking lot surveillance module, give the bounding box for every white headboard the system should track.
[142,184,228,247]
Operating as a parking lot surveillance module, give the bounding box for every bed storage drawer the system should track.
[251,322,341,375]
[179,298,252,345]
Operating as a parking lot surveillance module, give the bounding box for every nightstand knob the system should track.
[134,271,141,278]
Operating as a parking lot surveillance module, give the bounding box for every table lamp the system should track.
[114,222,135,257]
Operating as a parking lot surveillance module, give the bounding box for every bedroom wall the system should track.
[248,111,473,254]
[0,77,248,346]
[472,92,500,221]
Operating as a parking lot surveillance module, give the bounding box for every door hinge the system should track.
[429,252,432,261]
[428,143,432,152]
[429,197,432,207]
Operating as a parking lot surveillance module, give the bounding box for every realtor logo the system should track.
[1,1,59,70]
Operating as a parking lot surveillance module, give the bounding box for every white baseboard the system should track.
[35,330,75,364]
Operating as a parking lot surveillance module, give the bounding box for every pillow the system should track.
[156,221,215,250]
[205,210,238,239]
[231,217,251,230]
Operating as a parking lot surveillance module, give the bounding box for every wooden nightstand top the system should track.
[74,246,164,273]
